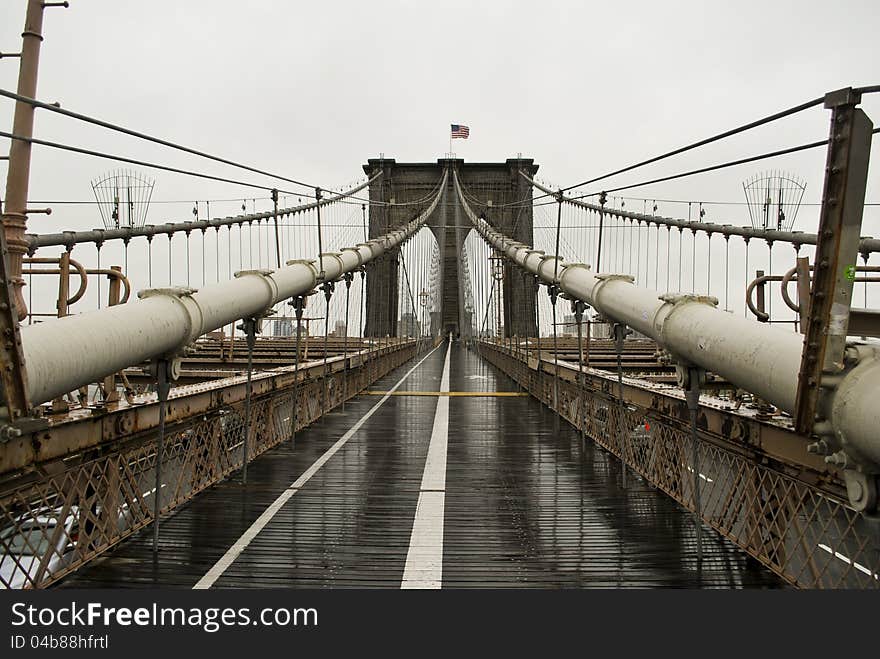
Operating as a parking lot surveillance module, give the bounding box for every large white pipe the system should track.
[454,174,880,467]
[21,174,445,405]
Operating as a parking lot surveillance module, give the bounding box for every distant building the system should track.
[272,318,294,337]
[397,313,421,337]
[329,320,347,338]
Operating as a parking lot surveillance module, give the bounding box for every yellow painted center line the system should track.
[365,391,528,397]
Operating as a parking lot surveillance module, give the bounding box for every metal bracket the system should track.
[321,280,335,301]
[658,293,719,307]
[285,258,317,267]
[0,415,48,445]
[138,286,198,299]
[612,322,632,351]
[595,273,635,284]
[842,471,878,514]
[233,268,274,278]
[795,88,872,437]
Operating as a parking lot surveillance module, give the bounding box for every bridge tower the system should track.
[362,157,538,338]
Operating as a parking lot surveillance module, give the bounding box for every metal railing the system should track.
[478,339,879,589]
[0,339,419,589]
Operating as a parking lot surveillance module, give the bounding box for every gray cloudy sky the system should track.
[1,0,879,233]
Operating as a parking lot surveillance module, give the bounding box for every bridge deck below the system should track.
[60,341,781,589]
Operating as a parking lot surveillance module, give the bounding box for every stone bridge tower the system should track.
[362,157,538,338]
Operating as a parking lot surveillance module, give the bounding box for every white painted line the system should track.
[685,465,715,483]
[400,492,446,588]
[420,341,451,492]
[817,543,879,580]
[193,342,445,590]
[402,339,451,589]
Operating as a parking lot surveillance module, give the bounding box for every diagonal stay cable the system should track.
[0,129,302,194]
[528,93,833,204]
[568,127,880,199]
[0,87,318,193]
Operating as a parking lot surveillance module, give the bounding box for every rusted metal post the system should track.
[320,281,334,417]
[613,322,631,488]
[56,249,70,317]
[289,295,305,446]
[795,256,811,333]
[682,365,706,566]
[315,188,324,280]
[49,250,71,415]
[0,0,59,422]
[237,316,258,484]
[0,225,30,423]
[755,269,766,322]
[152,358,171,557]
[596,191,607,272]
[533,275,540,363]
[2,0,58,322]
[795,87,873,437]
[101,265,123,404]
[573,299,587,446]
[342,272,353,411]
[549,284,560,429]
[271,188,281,269]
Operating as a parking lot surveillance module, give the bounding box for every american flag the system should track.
[451,124,470,139]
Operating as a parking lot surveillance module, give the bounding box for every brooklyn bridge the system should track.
[1,0,879,590]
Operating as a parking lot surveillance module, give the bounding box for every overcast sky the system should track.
[1,0,879,234]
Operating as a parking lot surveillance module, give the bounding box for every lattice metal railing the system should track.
[0,342,417,589]
[478,340,880,589]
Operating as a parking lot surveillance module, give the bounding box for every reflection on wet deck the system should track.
[60,341,782,589]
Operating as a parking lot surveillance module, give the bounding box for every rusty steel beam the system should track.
[795,89,873,436]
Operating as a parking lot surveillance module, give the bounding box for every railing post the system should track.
[236,316,259,484]
[680,364,707,567]
[596,191,607,272]
[613,322,632,488]
[795,256,811,333]
[342,272,353,411]
[271,188,281,269]
[548,283,561,429]
[289,294,306,445]
[320,280,334,417]
[151,357,173,557]
[573,299,587,447]
[102,266,123,404]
